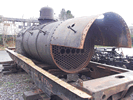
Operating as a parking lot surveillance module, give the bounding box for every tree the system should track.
[59,9,74,21]
[59,9,66,21]
[66,10,74,19]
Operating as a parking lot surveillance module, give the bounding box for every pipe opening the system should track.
[76,49,80,53]
[66,49,70,54]
[71,49,75,54]
[60,49,65,54]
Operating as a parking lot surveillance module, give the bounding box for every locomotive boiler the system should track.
[16,7,131,73]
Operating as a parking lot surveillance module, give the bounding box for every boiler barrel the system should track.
[16,12,131,73]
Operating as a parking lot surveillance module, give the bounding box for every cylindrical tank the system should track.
[16,7,131,73]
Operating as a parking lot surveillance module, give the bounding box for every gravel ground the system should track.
[0,71,38,100]
[0,50,38,100]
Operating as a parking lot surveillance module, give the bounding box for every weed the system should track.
[5,82,14,87]
[15,81,21,84]
[25,86,30,91]
[23,79,31,83]
[15,92,21,95]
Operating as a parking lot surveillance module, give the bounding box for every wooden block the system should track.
[23,89,50,100]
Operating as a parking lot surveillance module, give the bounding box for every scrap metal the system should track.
[91,47,133,70]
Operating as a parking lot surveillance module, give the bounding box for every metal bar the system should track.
[0,61,14,64]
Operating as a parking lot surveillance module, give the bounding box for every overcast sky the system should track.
[0,0,133,26]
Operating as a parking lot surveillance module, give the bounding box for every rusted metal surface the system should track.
[86,61,129,79]
[6,48,133,100]
[73,62,133,100]
[51,12,131,48]
[51,15,98,49]
[83,72,133,100]
[16,10,131,73]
